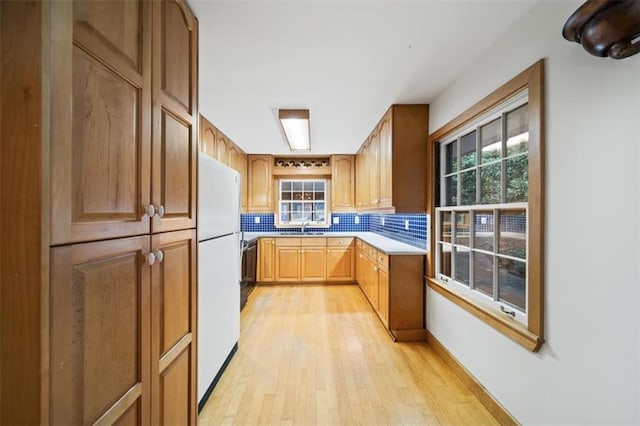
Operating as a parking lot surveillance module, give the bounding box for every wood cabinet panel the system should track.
[326,246,355,281]
[258,238,275,281]
[151,229,197,426]
[275,247,300,281]
[152,0,197,233]
[201,124,216,158]
[378,266,389,327]
[52,1,151,245]
[216,133,229,164]
[239,153,248,212]
[367,134,380,208]
[378,113,392,208]
[160,0,193,113]
[157,347,194,426]
[301,247,326,281]
[74,0,141,69]
[50,236,150,425]
[247,155,273,212]
[331,155,355,211]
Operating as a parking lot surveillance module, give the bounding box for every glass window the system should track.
[277,179,329,226]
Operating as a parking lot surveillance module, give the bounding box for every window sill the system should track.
[426,277,544,352]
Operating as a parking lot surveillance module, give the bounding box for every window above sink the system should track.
[276,179,330,227]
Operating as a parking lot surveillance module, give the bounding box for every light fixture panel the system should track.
[279,109,310,151]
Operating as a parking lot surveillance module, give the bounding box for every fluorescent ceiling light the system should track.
[279,109,310,151]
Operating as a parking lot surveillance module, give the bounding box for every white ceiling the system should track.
[190,0,539,155]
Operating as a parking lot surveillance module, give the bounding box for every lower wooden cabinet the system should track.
[301,246,326,282]
[50,230,197,425]
[258,238,275,281]
[326,237,355,281]
[274,245,300,282]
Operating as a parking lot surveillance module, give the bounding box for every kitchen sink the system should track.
[278,232,325,236]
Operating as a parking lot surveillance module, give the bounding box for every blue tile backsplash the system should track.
[241,212,428,250]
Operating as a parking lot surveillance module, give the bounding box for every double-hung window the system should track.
[277,179,329,226]
[436,92,529,324]
[428,60,544,351]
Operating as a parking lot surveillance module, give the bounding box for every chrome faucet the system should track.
[301,220,309,233]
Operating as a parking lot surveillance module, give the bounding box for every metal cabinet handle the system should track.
[157,205,165,218]
[155,250,164,263]
[146,205,156,217]
[373,266,378,272]
[146,252,156,266]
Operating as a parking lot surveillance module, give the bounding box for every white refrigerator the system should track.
[197,153,241,406]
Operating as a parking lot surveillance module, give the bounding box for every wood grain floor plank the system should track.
[198,285,498,425]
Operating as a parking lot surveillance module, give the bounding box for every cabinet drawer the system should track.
[367,245,377,258]
[275,237,301,246]
[327,237,354,247]
[300,237,326,247]
[377,252,389,269]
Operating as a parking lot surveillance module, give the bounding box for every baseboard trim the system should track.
[197,342,238,413]
[391,329,426,342]
[425,331,519,425]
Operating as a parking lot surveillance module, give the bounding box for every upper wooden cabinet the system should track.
[247,155,274,212]
[152,0,198,234]
[355,105,429,213]
[331,155,355,211]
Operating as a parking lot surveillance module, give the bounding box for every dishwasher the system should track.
[240,239,257,310]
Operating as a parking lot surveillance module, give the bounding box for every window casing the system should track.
[277,179,329,226]
[427,60,544,352]
[436,92,529,325]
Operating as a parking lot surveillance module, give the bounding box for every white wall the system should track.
[427,1,640,423]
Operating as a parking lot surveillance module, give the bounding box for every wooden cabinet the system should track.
[355,105,429,213]
[331,155,355,211]
[247,155,274,212]
[274,238,301,282]
[258,238,275,281]
[326,237,355,281]
[199,115,248,211]
[355,241,425,341]
[150,229,197,426]
[50,236,151,425]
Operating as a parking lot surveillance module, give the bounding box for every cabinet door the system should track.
[51,0,152,245]
[228,143,240,171]
[331,155,355,211]
[378,112,392,209]
[355,154,366,210]
[327,246,355,281]
[378,266,389,327]
[368,133,380,208]
[275,247,300,281]
[200,115,217,158]
[301,247,326,282]
[150,229,197,426]
[247,155,273,212]
[258,238,275,281]
[151,0,198,233]
[216,133,229,165]
[367,257,380,308]
[239,153,248,212]
[50,236,151,425]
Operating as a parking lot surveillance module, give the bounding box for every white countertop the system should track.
[242,231,427,255]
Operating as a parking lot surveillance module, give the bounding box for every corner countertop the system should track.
[242,231,427,255]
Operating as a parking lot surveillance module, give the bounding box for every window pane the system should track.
[302,202,313,217]
[473,252,494,297]
[474,211,494,251]
[315,192,324,200]
[460,170,476,205]
[454,246,470,285]
[441,211,452,243]
[506,155,528,203]
[454,212,470,246]
[282,191,291,200]
[303,191,313,200]
[440,243,452,277]
[499,209,526,259]
[506,104,528,156]
[480,118,502,164]
[480,163,501,204]
[293,182,303,191]
[460,131,476,170]
[282,181,292,191]
[303,181,313,191]
[315,181,325,191]
[446,141,457,174]
[498,257,526,311]
[445,175,458,206]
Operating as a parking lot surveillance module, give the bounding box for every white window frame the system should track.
[435,90,530,325]
[276,178,330,227]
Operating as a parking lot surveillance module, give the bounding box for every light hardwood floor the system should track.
[198,284,498,425]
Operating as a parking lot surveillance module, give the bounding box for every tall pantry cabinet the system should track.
[3,1,198,424]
